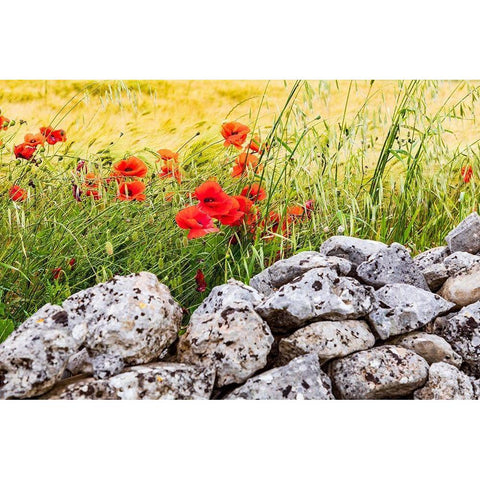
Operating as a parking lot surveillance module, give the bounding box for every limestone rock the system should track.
[446,212,480,254]
[389,332,462,367]
[328,345,429,399]
[367,283,454,340]
[414,246,450,290]
[414,362,475,400]
[225,354,335,400]
[438,263,480,307]
[357,243,429,290]
[278,320,375,364]
[444,251,480,275]
[65,348,93,376]
[255,267,374,333]
[177,302,273,387]
[0,304,79,399]
[62,272,183,378]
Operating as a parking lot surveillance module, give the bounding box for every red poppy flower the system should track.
[246,136,269,155]
[0,115,10,130]
[24,133,45,147]
[215,197,245,226]
[9,185,27,202]
[304,200,314,218]
[221,122,250,149]
[232,153,260,178]
[86,189,101,200]
[462,165,473,183]
[72,183,82,202]
[195,181,233,216]
[68,258,76,268]
[14,143,37,161]
[175,205,219,240]
[40,126,67,145]
[287,205,304,217]
[113,156,148,178]
[116,181,146,201]
[195,269,207,292]
[159,160,182,183]
[76,160,87,172]
[82,172,100,190]
[240,183,267,202]
[157,149,179,163]
[52,267,63,280]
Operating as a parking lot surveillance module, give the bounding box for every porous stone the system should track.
[438,263,480,307]
[320,235,387,268]
[389,332,462,367]
[225,354,335,400]
[444,251,480,275]
[357,243,429,290]
[0,304,79,399]
[177,302,274,387]
[278,320,375,364]
[62,272,183,378]
[414,362,475,400]
[367,283,454,340]
[328,345,429,399]
[255,267,374,333]
[414,246,450,290]
[445,212,480,254]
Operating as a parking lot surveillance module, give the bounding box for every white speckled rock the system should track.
[177,302,273,387]
[414,246,450,290]
[320,236,387,268]
[438,263,480,307]
[62,272,183,378]
[0,304,79,399]
[389,332,462,367]
[278,320,375,364]
[367,283,454,340]
[357,243,429,290]
[414,362,475,400]
[250,251,352,297]
[444,251,480,275]
[446,212,480,254]
[43,362,215,400]
[255,267,374,333]
[328,345,429,399]
[65,348,93,376]
[225,354,335,400]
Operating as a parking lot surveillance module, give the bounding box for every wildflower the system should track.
[68,258,76,268]
[304,199,314,218]
[24,133,45,147]
[0,115,10,130]
[221,121,250,149]
[40,126,67,145]
[82,172,100,189]
[462,165,473,183]
[9,185,27,202]
[215,197,245,226]
[116,181,146,201]
[76,160,87,172]
[113,156,148,178]
[86,189,101,200]
[159,160,181,183]
[195,181,233,216]
[195,269,207,292]
[72,183,82,202]
[175,205,219,240]
[246,136,269,155]
[52,268,63,280]
[241,183,267,202]
[165,192,175,202]
[157,149,179,163]
[14,142,37,161]
[232,153,260,178]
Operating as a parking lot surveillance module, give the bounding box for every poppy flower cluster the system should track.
[462,165,473,183]
[8,185,27,202]
[14,125,66,161]
[157,148,181,183]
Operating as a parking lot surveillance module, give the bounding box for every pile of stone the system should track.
[3,213,480,400]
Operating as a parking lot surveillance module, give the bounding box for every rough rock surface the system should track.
[367,283,454,340]
[389,332,462,367]
[43,362,215,400]
[357,243,429,290]
[177,302,273,387]
[444,251,480,275]
[250,251,352,297]
[62,272,183,378]
[446,212,480,254]
[320,235,387,268]
[438,263,480,307]
[0,304,79,399]
[256,267,374,333]
[225,354,335,400]
[328,345,429,399]
[65,348,93,377]
[278,320,375,364]
[414,362,475,400]
[414,246,450,290]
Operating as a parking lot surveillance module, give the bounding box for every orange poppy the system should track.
[40,126,67,145]
[240,183,267,202]
[159,160,182,183]
[195,181,233,216]
[14,143,37,160]
[0,115,10,130]
[113,156,148,178]
[82,172,100,190]
[246,136,269,155]
[175,205,219,240]
[232,153,260,178]
[157,149,179,163]
[24,133,45,147]
[221,122,250,149]
[116,181,146,201]
[462,165,473,183]
[9,185,27,202]
[215,197,245,226]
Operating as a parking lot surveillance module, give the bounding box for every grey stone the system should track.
[0,304,79,399]
[438,263,480,307]
[414,362,475,400]
[177,302,273,387]
[357,243,429,290]
[225,354,335,400]
[328,345,429,399]
[62,272,183,377]
[446,212,480,254]
[367,283,454,340]
[389,332,462,367]
[91,354,125,379]
[249,269,275,297]
[320,235,387,268]
[278,320,375,364]
[444,251,480,275]
[255,267,374,333]
[414,246,450,290]
[65,348,93,376]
